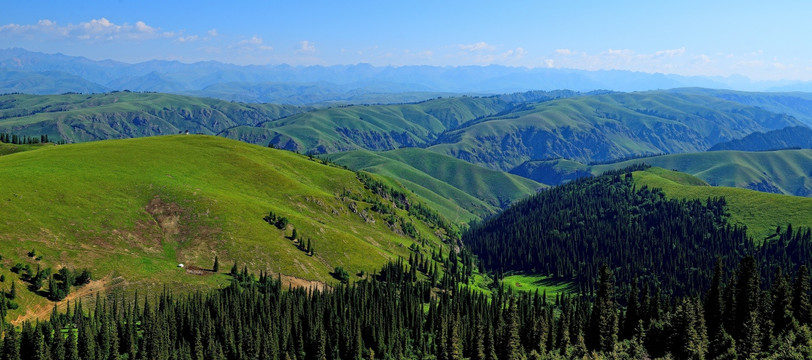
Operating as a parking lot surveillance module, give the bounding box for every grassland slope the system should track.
[0,135,451,318]
[632,167,812,242]
[329,148,545,222]
[0,92,305,143]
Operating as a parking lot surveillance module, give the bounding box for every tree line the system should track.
[463,166,812,299]
[3,254,812,359]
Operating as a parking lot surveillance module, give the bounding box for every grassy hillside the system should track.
[632,167,812,242]
[220,95,513,153]
[708,125,812,151]
[0,142,42,156]
[429,91,801,170]
[517,149,812,198]
[0,135,451,320]
[329,148,544,222]
[596,149,812,196]
[669,88,812,126]
[0,92,305,143]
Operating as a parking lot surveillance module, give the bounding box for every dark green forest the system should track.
[3,256,812,359]
[2,167,812,359]
[464,166,812,298]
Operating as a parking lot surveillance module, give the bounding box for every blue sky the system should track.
[2,0,810,80]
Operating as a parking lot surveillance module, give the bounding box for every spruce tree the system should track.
[213,256,219,273]
[793,265,812,326]
[3,325,20,360]
[500,299,521,360]
[622,277,640,340]
[734,256,761,358]
[587,264,617,352]
[771,267,793,336]
[705,258,724,335]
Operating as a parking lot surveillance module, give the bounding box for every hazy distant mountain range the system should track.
[4,48,812,104]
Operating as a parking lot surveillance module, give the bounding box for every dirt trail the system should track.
[278,273,328,292]
[11,273,326,324]
[12,276,114,325]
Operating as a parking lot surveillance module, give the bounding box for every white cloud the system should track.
[298,40,316,53]
[544,59,555,68]
[654,47,686,57]
[0,18,169,41]
[177,35,199,43]
[459,41,495,52]
[502,47,526,59]
[233,35,273,51]
[555,48,574,55]
[207,29,218,37]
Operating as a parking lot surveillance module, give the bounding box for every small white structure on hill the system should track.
[178,263,184,268]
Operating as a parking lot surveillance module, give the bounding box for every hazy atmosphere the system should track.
[3,0,811,81]
[4,2,812,359]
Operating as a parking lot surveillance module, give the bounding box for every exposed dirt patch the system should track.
[145,196,182,236]
[12,276,120,325]
[184,265,213,276]
[278,273,328,292]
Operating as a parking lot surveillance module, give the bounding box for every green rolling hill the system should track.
[220,95,514,152]
[329,147,545,222]
[632,167,812,242]
[429,91,801,170]
[708,125,812,151]
[0,135,452,321]
[2,91,803,173]
[669,88,812,126]
[0,92,306,143]
[514,149,812,197]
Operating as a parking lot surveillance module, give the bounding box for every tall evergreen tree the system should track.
[622,277,640,340]
[793,265,812,326]
[587,264,617,352]
[3,325,20,360]
[734,256,762,358]
[705,258,724,335]
[499,299,521,360]
[771,267,793,337]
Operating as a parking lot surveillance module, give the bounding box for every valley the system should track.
[2,69,812,359]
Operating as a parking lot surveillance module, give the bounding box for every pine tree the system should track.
[622,277,640,340]
[447,314,462,360]
[3,325,20,360]
[77,321,96,360]
[587,264,617,352]
[705,258,724,335]
[65,330,78,360]
[771,267,793,336]
[213,256,219,273]
[734,256,761,358]
[793,265,812,326]
[500,299,521,360]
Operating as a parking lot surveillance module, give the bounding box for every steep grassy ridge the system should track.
[430,91,801,170]
[709,126,812,151]
[221,96,513,152]
[0,92,305,143]
[514,149,812,197]
[329,148,544,222]
[0,135,451,317]
[598,149,812,196]
[633,167,812,242]
[669,88,812,126]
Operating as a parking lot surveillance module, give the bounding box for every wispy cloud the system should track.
[298,40,316,53]
[459,42,495,52]
[0,18,171,41]
[234,35,273,51]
